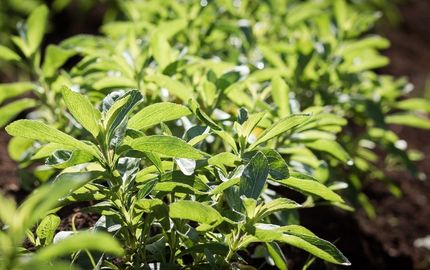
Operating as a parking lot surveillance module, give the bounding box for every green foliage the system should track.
[0,0,427,269]
[0,174,123,270]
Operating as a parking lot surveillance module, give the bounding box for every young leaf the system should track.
[249,114,311,150]
[6,120,99,157]
[239,151,269,199]
[26,5,49,54]
[62,86,101,138]
[129,135,208,160]
[128,102,191,130]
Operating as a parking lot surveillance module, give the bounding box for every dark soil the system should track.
[0,131,19,194]
[57,205,100,231]
[380,0,430,96]
[292,1,430,268]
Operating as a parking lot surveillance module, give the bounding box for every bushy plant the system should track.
[0,0,428,269]
[4,87,352,268]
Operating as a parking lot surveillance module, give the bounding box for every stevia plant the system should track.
[72,0,430,216]
[5,87,351,268]
[0,1,426,269]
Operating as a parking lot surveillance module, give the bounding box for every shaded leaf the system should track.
[239,151,269,199]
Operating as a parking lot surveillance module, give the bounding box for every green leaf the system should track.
[149,74,193,102]
[266,242,288,270]
[214,130,238,154]
[208,152,240,167]
[42,45,76,77]
[33,232,123,262]
[26,5,49,54]
[0,98,36,128]
[256,198,301,220]
[104,90,142,146]
[18,172,99,235]
[271,76,290,117]
[6,120,99,158]
[46,150,94,169]
[0,45,21,61]
[306,140,351,164]
[11,35,31,57]
[0,194,17,228]
[129,135,208,160]
[261,149,289,180]
[278,225,350,265]
[386,113,430,129]
[339,36,390,56]
[154,182,203,195]
[169,201,222,225]
[189,99,222,130]
[62,86,101,138]
[8,137,35,161]
[238,111,266,139]
[32,143,75,160]
[249,114,311,150]
[334,0,348,30]
[259,45,287,70]
[151,32,174,70]
[275,173,344,203]
[93,77,137,91]
[36,214,61,246]
[0,82,34,104]
[239,151,269,199]
[128,102,191,130]
[210,178,240,195]
[394,98,430,113]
